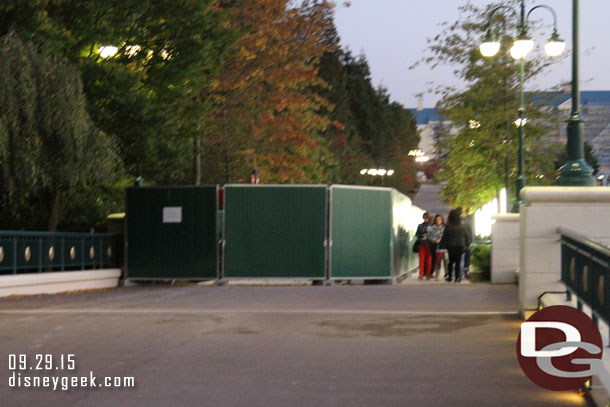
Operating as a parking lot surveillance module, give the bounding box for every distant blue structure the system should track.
[409,91,610,183]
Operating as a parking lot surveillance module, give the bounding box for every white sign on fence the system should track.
[162,207,182,223]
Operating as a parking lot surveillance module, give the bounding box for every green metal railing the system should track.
[0,231,119,274]
[559,227,610,325]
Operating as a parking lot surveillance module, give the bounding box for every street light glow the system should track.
[510,38,534,59]
[514,118,528,127]
[361,168,394,176]
[125,45,141,57]
[99,46,118,58]
[480,41,501,57]
[409,149,430,162]
[545,33,566,57]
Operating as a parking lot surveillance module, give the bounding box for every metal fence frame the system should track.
[125,185,219,281]
[0,230,118,274]
[328,185,394,281]
[221,184,328,280]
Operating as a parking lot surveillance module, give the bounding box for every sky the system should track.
[333,0,610,109]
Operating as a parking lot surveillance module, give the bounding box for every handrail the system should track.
[0,230,114,238]
[558,227,610,326]
[558,227,610,258]
[0,231,120,274]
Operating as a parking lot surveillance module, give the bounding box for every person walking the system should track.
[440,210,471,283]
[456,207,473,279]
[416,212,433,280]
[427,214,445,280]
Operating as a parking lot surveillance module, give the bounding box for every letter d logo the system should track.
[520,321,581,357]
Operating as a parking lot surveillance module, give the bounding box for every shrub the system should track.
[470,243,491,279]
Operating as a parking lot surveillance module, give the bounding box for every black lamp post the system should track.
[556,0,595,186]
[480,1,570,212]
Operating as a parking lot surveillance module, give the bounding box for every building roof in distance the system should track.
[410,91,610,125]
[530,90,610,108]
[409,108,440,125]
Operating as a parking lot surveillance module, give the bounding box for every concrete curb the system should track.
[0,269,121,297]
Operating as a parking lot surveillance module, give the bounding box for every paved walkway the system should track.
[0,284,587,406]
[412,182,451,218]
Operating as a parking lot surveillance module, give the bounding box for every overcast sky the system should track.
[333,0,610,108]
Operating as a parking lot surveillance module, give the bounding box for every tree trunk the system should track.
[193,133,202,185]
[47,190,60,232]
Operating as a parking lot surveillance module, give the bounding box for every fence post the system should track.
[81,238,85,270]
[99,237,103,269]
[61,238,65,271]
[12,237,17,274]
[38,238,43,272]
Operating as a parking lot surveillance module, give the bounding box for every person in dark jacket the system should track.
[416,212,433,280]
[440,209,472,282]
[456,207,473,279]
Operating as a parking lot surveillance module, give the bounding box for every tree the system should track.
[0,33,119,230]
[201,0,337,184]
[318,47,420,191]
[0,0,233,186]
[411,1,562,212]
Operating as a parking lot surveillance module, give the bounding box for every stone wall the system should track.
[518,187,610,315]
[491,213,520,284]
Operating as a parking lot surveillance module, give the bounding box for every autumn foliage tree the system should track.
[0,0,421,230]
[201,0,337,184]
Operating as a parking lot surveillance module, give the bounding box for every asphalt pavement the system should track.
[0,284,588,407]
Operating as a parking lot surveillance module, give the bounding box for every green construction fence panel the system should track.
[223,185,327,279]
[392,190,426,277]
[329,186,393,279]
[126,186,218,280]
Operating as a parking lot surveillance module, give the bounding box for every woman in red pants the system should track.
[416,212,433,279]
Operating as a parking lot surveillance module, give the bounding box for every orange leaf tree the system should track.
[202,0,338,184]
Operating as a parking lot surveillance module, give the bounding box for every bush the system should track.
[470,243,491,280]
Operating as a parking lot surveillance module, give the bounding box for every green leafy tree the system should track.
[0,33,119,230]
[318,47,419,192]
[411,1,562,212]
[0,0,233,186]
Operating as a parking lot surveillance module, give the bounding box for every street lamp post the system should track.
[556,0,595,186]
[516,45,526,213]
[481,0,567,212]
